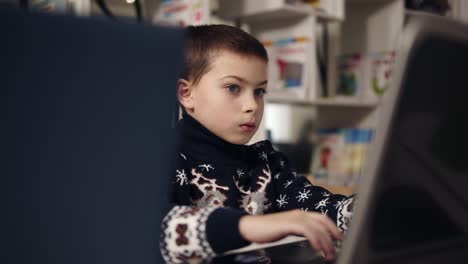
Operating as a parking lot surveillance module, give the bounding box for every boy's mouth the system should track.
[239,122,256,132]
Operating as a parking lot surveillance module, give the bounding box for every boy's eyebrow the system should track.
[221,75,268,86]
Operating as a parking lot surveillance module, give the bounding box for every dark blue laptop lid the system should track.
[1,9,184,264]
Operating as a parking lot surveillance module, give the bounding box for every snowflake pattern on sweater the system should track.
[160,115,356,263]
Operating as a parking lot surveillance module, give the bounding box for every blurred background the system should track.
[2,0,467,191]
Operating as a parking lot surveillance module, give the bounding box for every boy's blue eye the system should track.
[226,84,240,93]
[255,88,267,97]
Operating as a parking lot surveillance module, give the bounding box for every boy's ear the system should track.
[177,78,194,112]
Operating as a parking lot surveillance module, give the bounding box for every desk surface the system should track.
[306,175,356,196]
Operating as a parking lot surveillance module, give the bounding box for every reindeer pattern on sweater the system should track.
[160,115,355,263]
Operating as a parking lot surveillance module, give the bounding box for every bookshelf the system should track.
[148,0,405,189]
[218,0,344,104]
[315,0,403,189]
[217,0,405,189]
[217,0,399,107]
[318,0,404,129]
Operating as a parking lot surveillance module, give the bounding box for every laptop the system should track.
[212,11,468,264]
[1,9,184,264]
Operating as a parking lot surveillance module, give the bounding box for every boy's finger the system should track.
[305,234,322,253]
[303,227,336,261]
[315,215,343,240]
[325,223,343,241]
[317,228,334,253]
[316,231,335,261]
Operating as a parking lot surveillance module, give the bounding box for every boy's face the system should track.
[180,50,268,145]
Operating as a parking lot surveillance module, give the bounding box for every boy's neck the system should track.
[178,113,248,162]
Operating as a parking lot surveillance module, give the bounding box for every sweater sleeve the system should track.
[159,153,250,263]
[263,141,356,233]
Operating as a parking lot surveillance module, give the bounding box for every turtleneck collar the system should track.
[177,113,249,163]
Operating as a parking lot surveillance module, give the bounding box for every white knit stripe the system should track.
[336,197,355,233]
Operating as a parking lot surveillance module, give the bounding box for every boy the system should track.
[160,25,355,263]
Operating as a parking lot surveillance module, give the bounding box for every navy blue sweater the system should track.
[160,114,355,263]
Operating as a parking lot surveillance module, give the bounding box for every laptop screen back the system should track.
[337,12,468,264]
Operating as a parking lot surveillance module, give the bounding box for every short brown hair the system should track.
[180,24,268,85]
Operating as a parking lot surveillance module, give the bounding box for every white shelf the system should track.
[313,98,379,108]
[241,6,343,23]
[347,0,396,3]
[237,5,311,22]
[218,1,343,23]
[266,97,379,108]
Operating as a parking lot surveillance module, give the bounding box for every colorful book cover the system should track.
[263,37,312,100]
[366,51,397,100]
[337,53,368,100]
[348,128,374,185]
[263,40,278,95]
[359,129,374,183]
[312,128,374,187]
[153,0,210,27]
[337,128,356,186]
[311,128,346,182]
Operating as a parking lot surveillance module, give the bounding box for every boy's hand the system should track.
[239,209,343,261]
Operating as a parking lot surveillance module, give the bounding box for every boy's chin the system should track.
[224,135,253,145]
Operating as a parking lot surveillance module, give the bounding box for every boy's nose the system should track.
[242,94,258,113]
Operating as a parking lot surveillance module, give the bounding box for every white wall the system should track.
[448,0,468,24]
[342,0,404,54]
[265,104,317,143]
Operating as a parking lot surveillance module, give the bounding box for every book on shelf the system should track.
[310,128,346,182]
[152,0,210,26]
[367,50,398,101]
[310,127,374,187]
[263,36,317,101]
[347,128,374,185]
[334,51,397,102]
[336,53,368,100]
